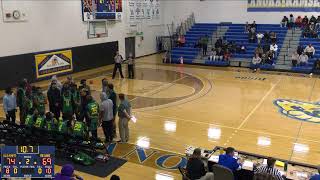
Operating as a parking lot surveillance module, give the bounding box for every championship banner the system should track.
[127,0,160,23]
[248,0,320,12]
[35,50,73,79]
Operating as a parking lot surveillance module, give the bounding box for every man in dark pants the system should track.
[3,87,17,124]
[99,92,114,142]
[112,51,124,79]
[107,83,117,139]
[16,80,27,125]
[47,82,62,120]
[127,53,135,79]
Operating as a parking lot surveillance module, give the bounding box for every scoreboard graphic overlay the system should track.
[1,146,55,178]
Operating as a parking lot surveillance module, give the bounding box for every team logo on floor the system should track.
[274,99,320,123]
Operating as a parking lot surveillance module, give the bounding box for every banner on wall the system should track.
[248,0,320,12]
[82,0,123,21]
[35,50,73,79]
[127,0,161,24]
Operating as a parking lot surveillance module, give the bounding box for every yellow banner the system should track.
[35,50,73,79]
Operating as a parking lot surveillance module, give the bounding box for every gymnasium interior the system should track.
[1,0,320,179]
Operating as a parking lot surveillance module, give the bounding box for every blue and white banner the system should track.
[248,0,320,12]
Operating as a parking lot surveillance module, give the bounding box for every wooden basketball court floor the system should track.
[2,54,320,179]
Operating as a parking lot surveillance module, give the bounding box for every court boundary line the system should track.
[289,78,318,161]
[236,78,282,129]
[134,110,320,144]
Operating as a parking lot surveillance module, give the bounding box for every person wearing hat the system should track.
[54,164,83,180]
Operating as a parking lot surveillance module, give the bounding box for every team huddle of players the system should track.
[15,77,104,140]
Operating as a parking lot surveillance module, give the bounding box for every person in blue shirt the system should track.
[310,166,320,180]
[3,87,17,124]
[218,147,242,172]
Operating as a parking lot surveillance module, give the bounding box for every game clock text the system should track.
[1,146,55,178]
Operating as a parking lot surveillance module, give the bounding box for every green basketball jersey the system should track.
[62,93,73,113]
[34,116,45,129]
[36,94,46,115]
[25,115,34,127]
[87,101,99,119]
[73,121,86,137]
[58,121,68,133]
[45,118,58,131]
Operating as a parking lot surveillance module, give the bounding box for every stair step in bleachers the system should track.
[171,23,218,64]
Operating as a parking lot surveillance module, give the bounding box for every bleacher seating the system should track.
[169,22,320,74]
[292,37,319,73]
[171,23,218,64]
[225,24,286,62]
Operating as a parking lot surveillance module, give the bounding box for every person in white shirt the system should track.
[208,48,217,61]
[304,44,316,58]
[252,54,262,72]
[112,51,124,79]
[256,32,264,44]
[299,53,309,66]
[291,51,299,67]
[100,92,114,143]
[270,43,278,58]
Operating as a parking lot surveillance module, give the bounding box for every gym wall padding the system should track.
[0,41,118,89]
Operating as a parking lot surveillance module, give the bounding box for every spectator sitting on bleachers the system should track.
[270,43,278,58]
[208,48,216,61]
[248,30,256,43]
[224,49,232,61]
[255,45,263,57]
[218,147,242,173]
[263,31,270,43]
[186,148,214,180]
[215,47,224,61]
[256,32,264,44]
[299,53,309,66]
[316,16,320,30]
[297,45,304,55]
[254,157,284,180]
[228,41,237,53]
[303,25,311,38]
[252,54,262,72]
[215,38,223,49]
[310,165,320,180]
[245,21,250,33]
[302,16,309,28]
[291,51,299,67]
[263,43,270,53]
[288,14,294,29]
[262,53,272,65]
[270,31,277,43]
[310,15,317,24]
[280,16,289,28]
[295,16,303,27]
[304,44,316,58]
[251,21,257,29]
